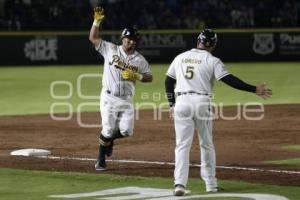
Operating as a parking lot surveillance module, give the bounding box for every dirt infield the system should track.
[0,104,299,186]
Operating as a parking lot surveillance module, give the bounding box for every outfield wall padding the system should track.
[1,30,300,65]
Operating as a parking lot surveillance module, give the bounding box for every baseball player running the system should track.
[89,7,153,171]
[165,29,272,196]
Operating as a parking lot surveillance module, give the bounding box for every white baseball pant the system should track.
[100,89,134,138]
[174,94,217,188]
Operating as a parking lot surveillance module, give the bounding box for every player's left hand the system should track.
[256,82,272,99]
[122,69,141,81]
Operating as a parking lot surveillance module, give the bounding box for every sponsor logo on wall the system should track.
[24,36,58,61]
[253,33,275,55]
[111,34,187,56]
[279,33,300,55]
[253,32,300,56]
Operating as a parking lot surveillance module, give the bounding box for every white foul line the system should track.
[37,155,300,175]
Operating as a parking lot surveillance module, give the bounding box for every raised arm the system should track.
[89,7,105,47]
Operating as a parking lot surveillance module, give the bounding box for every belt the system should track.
[177,92,209,96]
[106,90,131,97]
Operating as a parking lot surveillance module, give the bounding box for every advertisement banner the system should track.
[0,30,299,66]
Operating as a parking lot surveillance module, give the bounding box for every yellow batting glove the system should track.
[93,7,105,27]
[121,70,130,80]
[122,69,142,81]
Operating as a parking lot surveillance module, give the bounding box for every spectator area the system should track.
[0,0,299,31]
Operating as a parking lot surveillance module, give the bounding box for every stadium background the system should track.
[0,0,300,200]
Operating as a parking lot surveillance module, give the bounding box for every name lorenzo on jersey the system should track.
[182,58,201,64]
[109,55,138,72]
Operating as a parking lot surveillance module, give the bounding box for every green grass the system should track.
[0,168,299,200]
[0,62,300,116]
[264,145,300,166]
[213,62,300,105]
[282,145,300,151]
[265,158,300,166]
[0,65,104,116]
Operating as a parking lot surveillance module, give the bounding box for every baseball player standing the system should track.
[89,7,153,171]
[165,29,272,196]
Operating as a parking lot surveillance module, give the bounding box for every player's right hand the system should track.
[94,7,105,23]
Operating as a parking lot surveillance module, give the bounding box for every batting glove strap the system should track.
[93,20,101,27]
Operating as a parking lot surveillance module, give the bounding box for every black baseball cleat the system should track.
[95,160,106,171]
[105,141,113,157]
[95,144,107,171]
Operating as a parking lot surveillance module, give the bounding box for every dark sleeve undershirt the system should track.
[165,75,176,107]
[221,74,256,93]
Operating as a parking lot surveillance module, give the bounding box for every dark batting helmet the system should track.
[120,27,140,41]
[198,29,217,47]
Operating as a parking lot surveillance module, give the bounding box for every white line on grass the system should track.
[38,155,300,175]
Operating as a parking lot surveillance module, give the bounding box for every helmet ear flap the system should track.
[120,28,127,42]
[119,34,124,44]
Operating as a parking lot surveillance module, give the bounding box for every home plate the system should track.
[10,149,51,156]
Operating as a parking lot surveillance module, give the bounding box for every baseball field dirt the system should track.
[0,104,299,187]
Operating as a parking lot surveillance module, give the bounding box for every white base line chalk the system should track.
[35,155,300,175]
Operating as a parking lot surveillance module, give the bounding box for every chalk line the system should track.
[37,155,300,175]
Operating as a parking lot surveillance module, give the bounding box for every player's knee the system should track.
[200,142,214,150]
